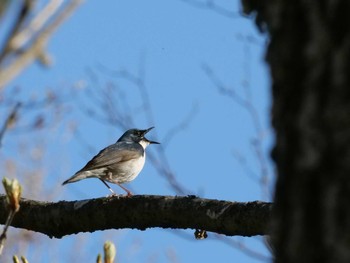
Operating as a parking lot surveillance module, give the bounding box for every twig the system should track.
[0,210,15,255]
[0,0,83,89]
[0,0,33,63]
[202,62,271,199]
[162,103,198,148]
[178,0,241,19]
[168,229,271,262]
[214,234,271,262]
[0,178,22,255]
[9,0,63,50]
[0,102,21,147]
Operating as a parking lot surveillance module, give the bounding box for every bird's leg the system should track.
[99,179,116,196]
[105,171,133,197]
[117,183,133,197]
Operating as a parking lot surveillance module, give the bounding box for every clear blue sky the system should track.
[1,0,272,262]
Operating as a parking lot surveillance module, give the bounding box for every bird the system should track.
[62,127,159,196]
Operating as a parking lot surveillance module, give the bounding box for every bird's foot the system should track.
[106,193,120,198]
[123,191,133,198]
[116,183,133,197]
[105,192,133,198]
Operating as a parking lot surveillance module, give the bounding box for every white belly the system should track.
[119,154,146,182]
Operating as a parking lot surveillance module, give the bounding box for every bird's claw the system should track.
[125,192,133,197]
[106,193,120,198]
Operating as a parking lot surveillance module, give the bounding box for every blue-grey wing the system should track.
[76,142,144,172]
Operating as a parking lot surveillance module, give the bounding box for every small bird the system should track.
[62,127,159,196]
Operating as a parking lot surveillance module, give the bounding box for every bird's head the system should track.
[118,127,160,148]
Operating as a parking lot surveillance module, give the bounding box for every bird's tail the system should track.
[62,172,87,185]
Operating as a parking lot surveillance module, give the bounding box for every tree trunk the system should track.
[243,1,350,262]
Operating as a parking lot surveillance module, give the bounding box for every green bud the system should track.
[104,241,116,263]
[12,255,20,263]
[96,253,102,263]
[20,256,29,263]
[2,178,22,212]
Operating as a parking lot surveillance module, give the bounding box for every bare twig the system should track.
[178,0,241,19]
[0,0,33,63]
[9,0,63,50]
[214,234,271,262]
[0,178,22,255]
[0,0,83,89]
[231,149,260,182]
[0,210,15,255]
[168,229,271,262]
[162,103,198,148]
[202,61,271,199]
[0,102,21,147]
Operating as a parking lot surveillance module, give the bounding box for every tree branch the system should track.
[0,0,83,89]
[0,195,272,239]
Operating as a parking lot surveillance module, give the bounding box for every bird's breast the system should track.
[107,153,146,183]
[128,154,146,175]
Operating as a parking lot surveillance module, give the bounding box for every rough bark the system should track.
[243,1,350,262]
[0,195,272,238]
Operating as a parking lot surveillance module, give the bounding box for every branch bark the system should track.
[0,195,272,239]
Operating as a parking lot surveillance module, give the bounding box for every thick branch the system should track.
[0,195,272,239]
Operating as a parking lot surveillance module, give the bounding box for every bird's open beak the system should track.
[144,127,154,134]
[145,138,160,144]
[143,127,160,144]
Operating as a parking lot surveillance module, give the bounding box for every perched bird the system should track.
[62,127,159,196]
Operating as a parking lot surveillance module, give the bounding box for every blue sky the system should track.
[1,0,272,262]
